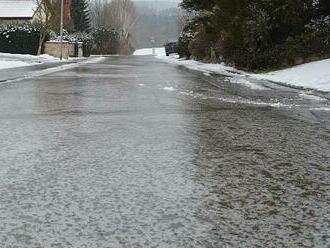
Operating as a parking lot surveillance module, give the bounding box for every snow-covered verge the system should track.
[252,59,330,92]
[0,56,106,85]
[135,47,330,92]
[0,60,32,70]
[157,54,241,77]
[0,52,57,61]
[0,52,59,70]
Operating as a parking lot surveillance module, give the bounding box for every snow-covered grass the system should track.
[0,56,106,85]
[0,60,31,70]
[0,52,89,72]
[0,52,57,61]
[252,59,330,92]
[0,52,59,70]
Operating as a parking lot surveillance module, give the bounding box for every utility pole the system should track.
[60,0,64,60]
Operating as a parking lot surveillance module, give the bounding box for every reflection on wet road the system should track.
[0,56,329,247]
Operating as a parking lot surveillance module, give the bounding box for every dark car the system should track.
[165,40,177,56]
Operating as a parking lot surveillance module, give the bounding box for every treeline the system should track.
[178,0,330,71]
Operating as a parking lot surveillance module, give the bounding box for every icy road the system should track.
[0,56,329,247]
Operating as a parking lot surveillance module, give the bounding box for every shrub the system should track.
[284,16,330,65]
[66,32,94,57]
[91,28,120,55]
[189,25,214,61]
[177,29,194,58]
[0,25,41,55]
[223,46,284,71]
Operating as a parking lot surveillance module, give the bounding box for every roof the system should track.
[0,0,37,19]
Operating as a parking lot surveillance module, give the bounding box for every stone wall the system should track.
[68,42,83,57]
[44,41,70,59]
[44,41,84,59]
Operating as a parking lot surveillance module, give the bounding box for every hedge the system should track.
[0,25,41,55]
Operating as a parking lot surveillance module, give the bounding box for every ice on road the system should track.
[0,56,329,248]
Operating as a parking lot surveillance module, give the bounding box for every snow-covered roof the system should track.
[0,0,37,19]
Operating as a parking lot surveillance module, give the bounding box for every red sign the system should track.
[149,32,155,42]
[65,0,71,20]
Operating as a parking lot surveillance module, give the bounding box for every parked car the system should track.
[165,40,177,56]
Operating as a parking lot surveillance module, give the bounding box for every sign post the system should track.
[150,33,155,56]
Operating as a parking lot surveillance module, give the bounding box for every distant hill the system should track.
[133,1,180,49]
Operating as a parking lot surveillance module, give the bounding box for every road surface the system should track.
[0,56,329,247]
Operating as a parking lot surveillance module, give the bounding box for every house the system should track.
[0,0,39,24]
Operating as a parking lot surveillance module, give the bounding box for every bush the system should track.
[189,25,214,61]
[91,28,120,55]
[285,16,330,60]
[223,46,284,71]
[0,25,41,55]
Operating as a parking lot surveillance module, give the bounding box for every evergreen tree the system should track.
[318,0,330,16]
[181,0,215,11]
[179,0,330,70]
[71,0,91,32]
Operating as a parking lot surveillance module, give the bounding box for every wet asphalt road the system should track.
[0,56,329,248]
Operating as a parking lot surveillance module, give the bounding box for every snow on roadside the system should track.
[0,56,106,85]
[133,47,166,56]
[163,86,176,91]
[0,52,89,71]
[155,53,266,90]
[0,52,58,62]
[0,61,32,70]
[310,107,330,111]
[156,54,241,77]
[299,92,327,101]
[0,52,59,70]
[134,48,240,77]
[225,77,266,90]
[252,59,330,92]
[139,46,330,92]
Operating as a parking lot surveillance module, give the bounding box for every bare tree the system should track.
[89,0,109,28]
[34,0,58,55]
[89,0,137,54]
[108,0,136,35]
[108,0,137,54]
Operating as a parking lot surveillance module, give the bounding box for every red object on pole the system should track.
[65,0,71,20]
